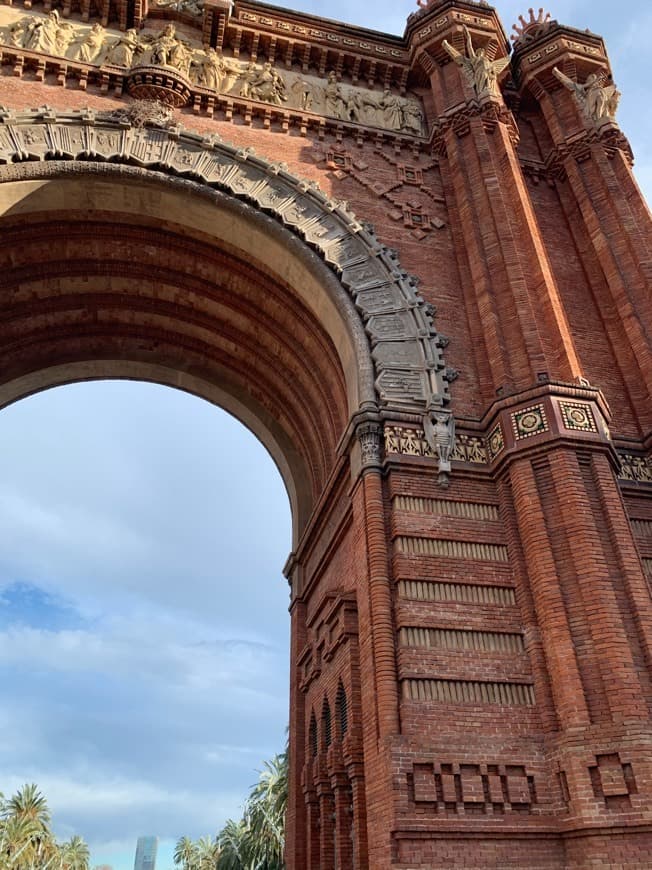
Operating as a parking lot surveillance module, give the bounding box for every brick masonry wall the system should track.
[2,1,652,865]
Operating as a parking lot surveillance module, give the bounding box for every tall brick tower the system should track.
[0,0,650,866]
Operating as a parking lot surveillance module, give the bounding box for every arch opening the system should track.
[0,165,373,542]
[0,379,292,867]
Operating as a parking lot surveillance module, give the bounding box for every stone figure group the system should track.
[321,70,423,133]
[553,67,620,123]
[2,12,425,135]
[442,25,510,99]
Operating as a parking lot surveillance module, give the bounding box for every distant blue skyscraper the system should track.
[134,837,158,870]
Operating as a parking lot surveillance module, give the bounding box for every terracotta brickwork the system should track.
[0,0,651,866]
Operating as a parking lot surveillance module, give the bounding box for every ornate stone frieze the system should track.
[0,7,425,135]
[384,424,489,465]
[0,109,452,416]
[618,453,652,484]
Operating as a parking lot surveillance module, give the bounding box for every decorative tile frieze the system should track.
[451,433,489,464]
[511,403,548,440]
[559,401,597,433]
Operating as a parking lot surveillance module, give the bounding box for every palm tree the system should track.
[244,752,287,869]
[174,836,198,870]
[215,820,249,870]
[5,786,50,831]
[59,835,90,870]
[195,836,220,870]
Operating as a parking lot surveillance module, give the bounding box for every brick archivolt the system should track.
[0,108,451,419]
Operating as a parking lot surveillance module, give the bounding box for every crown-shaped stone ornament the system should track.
[511,7,552,45]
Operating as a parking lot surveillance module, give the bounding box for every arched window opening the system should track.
[336,681,348,737]
[322,698,332,749]
[309,713,318,758]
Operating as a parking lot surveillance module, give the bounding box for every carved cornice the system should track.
[0,108,452,416]
[430,97,519,156]
[544,124,634,176]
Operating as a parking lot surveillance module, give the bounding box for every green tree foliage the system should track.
[176,746,288,870]
[0,785,89,870]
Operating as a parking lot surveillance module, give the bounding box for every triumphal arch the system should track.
[1,0,651,863]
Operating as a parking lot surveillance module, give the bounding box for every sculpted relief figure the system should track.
[443,25,510,99]
[69,22,105,63]
[155,0,204,14]
[104,28,141,67]
[12,10,73,55]
[553,67,620,123]
[238,61,287,105]
[147,23,191,73]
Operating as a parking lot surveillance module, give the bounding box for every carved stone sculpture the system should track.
[148,23,190,73]
[69,22,104,63]
[155,0,204,14]
[195,47,224,89]
[424,408,456,487]
[324,71,347,120]
[553,67,620,123]
[104,28,140,67]
[19,10,72,54]
[249,62,287,105]
[443,25,510,99]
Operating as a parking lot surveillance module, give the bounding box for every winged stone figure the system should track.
[442,25,510,99]
[552,67,620,123]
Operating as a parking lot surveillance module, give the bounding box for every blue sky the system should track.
[1,3,650,870]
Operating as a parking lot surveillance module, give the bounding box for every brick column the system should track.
[513,23,652,432]
[408,5,582,403]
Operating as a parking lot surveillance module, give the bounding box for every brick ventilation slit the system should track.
[398,579,516,606]
[399,626,525,653]
[631,519,652,538]
[402,679,535,706]
[394,496,500,521]
[395,536,509,562]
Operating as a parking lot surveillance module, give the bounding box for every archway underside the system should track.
[0,203,352,535]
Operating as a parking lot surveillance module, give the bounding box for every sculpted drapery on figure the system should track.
[442,25,510,99]
[69,21,104,63]
[552,67,620,123]
[104,28,140,67]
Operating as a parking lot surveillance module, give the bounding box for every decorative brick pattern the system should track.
[402,679,535,706]
[394,495,499,521]
[395,535,509,562]
[399,626,525,653]
[398,579,516,606]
